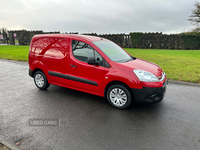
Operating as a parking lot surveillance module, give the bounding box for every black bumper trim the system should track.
[131,83,167,104]
[29,69,34,77]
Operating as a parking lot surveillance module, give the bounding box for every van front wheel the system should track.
[107,84,132,109]
[34,71,50,90]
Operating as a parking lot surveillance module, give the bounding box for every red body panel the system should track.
[28,34,167,98]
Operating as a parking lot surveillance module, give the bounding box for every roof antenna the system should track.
[84,27,103,40]
[84,27,94,33]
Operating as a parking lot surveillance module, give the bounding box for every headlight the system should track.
[133,69,159,82]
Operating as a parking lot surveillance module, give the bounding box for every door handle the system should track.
[70,64,77,68]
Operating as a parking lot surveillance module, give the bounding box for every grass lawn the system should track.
[0,45,200,83]
[125,48,200,83]
[0,45,29,61]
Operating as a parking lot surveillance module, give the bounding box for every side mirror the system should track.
[87,57,99,65]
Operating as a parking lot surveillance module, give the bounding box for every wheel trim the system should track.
[109,88,127,107]
[35,74,45,87]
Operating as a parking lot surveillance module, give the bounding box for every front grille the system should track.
[158,72,166,81]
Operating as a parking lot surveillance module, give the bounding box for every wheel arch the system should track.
[104,81,134,101]
[33,68,44,76]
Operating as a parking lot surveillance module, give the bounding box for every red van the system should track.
[28,34,167,109]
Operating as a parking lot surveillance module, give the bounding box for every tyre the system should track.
[34,71,50,90]
[107,84,132,109]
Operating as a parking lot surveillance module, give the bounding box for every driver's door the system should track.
[68,40,105,94]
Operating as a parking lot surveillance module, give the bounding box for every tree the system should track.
[188,1,200,26]
[0,27,8,44]
[0,28,8,37]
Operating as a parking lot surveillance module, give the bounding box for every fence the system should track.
[8,30,60,45]
[7,30,200,49]
[85,32,188,49]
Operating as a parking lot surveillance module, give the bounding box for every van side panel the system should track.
[30,37,70,85]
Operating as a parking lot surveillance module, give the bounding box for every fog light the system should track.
[150,94,160,101]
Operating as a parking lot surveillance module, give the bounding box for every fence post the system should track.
[8,32,15,45]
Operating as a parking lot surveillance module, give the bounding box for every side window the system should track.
[94,51,103,66]
[72,40,104,66]
[72,40,94,62]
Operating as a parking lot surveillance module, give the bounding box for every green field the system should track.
[0,45,29,61]
[125,48,200,83]
[0,45,200,83]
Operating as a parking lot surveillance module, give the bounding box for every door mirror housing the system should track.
[87,57,99,65]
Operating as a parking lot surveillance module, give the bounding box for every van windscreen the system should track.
[93,41,132,63]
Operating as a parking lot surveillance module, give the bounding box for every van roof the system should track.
[32,34,106,42]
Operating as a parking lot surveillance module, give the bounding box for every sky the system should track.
[0,0,197,34]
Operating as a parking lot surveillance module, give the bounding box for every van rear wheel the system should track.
[34,71,50,90]
[107,84,132,109]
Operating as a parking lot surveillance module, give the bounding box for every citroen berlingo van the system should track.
[28,34,167,109]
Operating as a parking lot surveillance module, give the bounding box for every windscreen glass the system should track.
[93,41,132,63]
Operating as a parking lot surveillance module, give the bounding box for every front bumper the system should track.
[132,79,167,104]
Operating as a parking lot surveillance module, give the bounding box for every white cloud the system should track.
[0,0,197,34]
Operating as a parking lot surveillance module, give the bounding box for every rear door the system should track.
[68,40,105,94]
